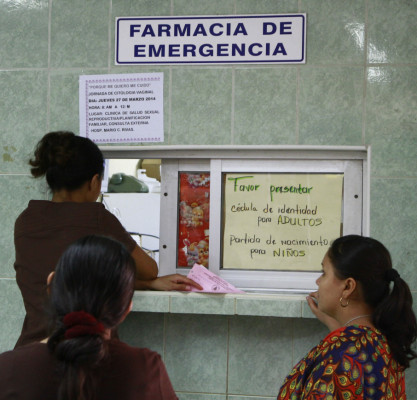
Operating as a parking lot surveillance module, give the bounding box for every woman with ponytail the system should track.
[0,235,178,400]
[278,235,417,399]
[14,131,201,348]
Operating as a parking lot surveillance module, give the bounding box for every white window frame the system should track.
[100,145,370,293]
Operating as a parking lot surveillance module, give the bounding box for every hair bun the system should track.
[384,268,400,282]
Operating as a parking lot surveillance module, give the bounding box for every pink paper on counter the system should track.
[187,263,245,293]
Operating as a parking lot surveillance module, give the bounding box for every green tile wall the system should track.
[1,0,416,398]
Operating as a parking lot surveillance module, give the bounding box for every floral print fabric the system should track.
[277,325,405,399]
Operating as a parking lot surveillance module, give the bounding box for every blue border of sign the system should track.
[115,14,306,65]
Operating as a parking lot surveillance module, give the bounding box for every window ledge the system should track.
[132,291,315,319]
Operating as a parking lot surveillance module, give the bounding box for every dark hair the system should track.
[47,235,135,400]
[29,131,104,191]
[328,234,417,368]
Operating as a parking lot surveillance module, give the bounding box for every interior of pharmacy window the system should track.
[101,159,162,264]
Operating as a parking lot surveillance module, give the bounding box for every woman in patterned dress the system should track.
[278,235,417,399]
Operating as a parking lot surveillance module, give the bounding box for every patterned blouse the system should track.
[277,325,406,399]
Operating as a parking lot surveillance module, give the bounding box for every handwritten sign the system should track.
[222,173,343,271]
[79,73,163,143]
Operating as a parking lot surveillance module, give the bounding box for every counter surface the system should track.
[132,291,316,318]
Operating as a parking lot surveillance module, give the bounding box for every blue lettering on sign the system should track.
[130,25,141,37]
[263,23,276,35]
[175,24,191,36]
[143,25,156,36]
[149,45,165,57]
[234,23,248,36]
[280,21,292,34]
[129,22,249,38]
[193,24,207,36]
[249,43,262,56]
[231,44,245,56]
[274,43,287,55]
[184,44,196,56]
[169,44,181,57]
[263,22,293,35]
[218,43,228,56]
[200,44,213,57]
[209,23,223,36]
[134,45,146,57]
[133,42,288,58]
[159,25,170,36]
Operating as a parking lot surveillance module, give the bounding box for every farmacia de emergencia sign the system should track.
[116,14,306,65]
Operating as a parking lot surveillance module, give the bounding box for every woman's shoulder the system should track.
[325,325,385,341]
[14,200,107,234]
[103,341,177,399]
[17,200,105,217]
[108,340,162,363]
[0,342,50,367]
[320,325,389,356]
[105,341,167,381]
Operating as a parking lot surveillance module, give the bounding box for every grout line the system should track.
[361,65,367,146]
[108,0,113,71]
[176,390,234,396]
[1,62,416,75]
[46,0,53,132]
[0,67,110,73]
[230,67,235,144]
[168,0,174,145]
[163,312,167,361]
[291,318,295,366]
[295,65,300,144]
[231,0,236,148]
[0,173,32,176]
[48,0,52,70]
[1,62,416,74]
[226,316,231,396]
[167,67,172,144]
[361,0,369,146]
[371,175,417,180]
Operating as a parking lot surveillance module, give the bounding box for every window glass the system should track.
[177,172,210,268]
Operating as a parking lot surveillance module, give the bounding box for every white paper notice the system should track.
[79,73,163,143]
[187,264,245,294]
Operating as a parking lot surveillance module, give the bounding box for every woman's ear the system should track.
[119,300,133,324]
[46,271,55,294]
[87,174,102,201]
[90,174,102,191]
[342,277,357,299]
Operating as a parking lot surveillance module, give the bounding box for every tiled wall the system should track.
[0,0,416,399]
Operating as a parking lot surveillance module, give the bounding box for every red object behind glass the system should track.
[177,173,210,268]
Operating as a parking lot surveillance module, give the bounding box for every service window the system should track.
[101,146,369,293]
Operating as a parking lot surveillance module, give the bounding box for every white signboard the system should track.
[116,14,306,65]
[79,73,164,143]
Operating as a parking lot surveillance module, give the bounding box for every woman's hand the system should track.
[306,292,342,332]
[136,274,203,291]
